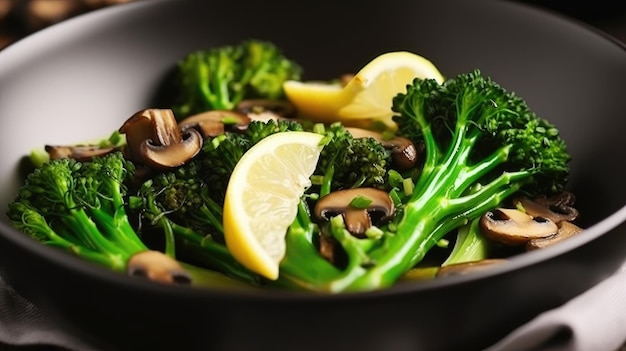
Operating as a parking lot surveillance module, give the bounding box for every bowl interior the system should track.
[0,0,625,273]
[2,1,626,350]
[1,1,625,227]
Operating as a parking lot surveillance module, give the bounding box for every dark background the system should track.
[517,0,626,41]
[0,0,139,49]
[2,1,626,50]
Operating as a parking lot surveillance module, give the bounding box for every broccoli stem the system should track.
[168,222,260,283]
[18,208,121,269]
[273,200,343,290]
[442,216,490,266]
[89,208,146,254]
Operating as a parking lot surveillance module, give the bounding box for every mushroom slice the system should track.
[235,99,297,122]
[526,221,584,251]
[437,258,508,278]
[119,108,202,170]
[480,208,558,246]
[513,194,579,224]
[178,110,251,138]
[346,127,421,170]
[127,250,192,285]
[314,188,394,238]
[45,144,116,162]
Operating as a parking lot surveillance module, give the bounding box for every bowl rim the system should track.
[1,0,626,300]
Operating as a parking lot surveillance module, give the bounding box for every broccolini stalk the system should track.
[441,216,491,267]
[351,70,569,290]
[275,70,570,292]
[6,153,175,279]
[131,175,261,285]
[270,199,342,291]
[8,152,254,288]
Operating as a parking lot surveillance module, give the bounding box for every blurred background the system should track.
[1,1,626,49]
[0,0,141,49]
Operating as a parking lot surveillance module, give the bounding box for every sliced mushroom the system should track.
[346,127,421,170]
[119,108,202,170]
[512,193,579,223]
[235,99,297,122]
[526,221,584,251]
[479,208,558,246]
[127,250,192,285]
[437,258,508,277]
[45,144,117,162]
[178,110,251,138]
[314,188,394,238]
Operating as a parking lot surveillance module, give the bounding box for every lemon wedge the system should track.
[283,51,445,130]
[222,131,324,280]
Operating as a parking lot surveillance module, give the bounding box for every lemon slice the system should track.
[283,51,445,130]
[223,131,324,280]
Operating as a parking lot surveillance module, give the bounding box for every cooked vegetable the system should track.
[274,69,571,292]
[312,122,392,196]
[191,119,305,204]
[6,44,578,293]
[120,108,203,170]
[127,117,307,283]
[6,151,254,288]
[173,39,302,118]
[129,162,261,285]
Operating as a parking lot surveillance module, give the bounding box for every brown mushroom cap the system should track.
[479,208,559,246]
[235,99,297,122]
[513,195,579,224]
[526,221,584,250]
[140,132,202,170]
[45,144,116,162]
[346,127,420,170]
[178,110,251,138]
[119,108,202,170]
[127,250,192,285]
[313,188,394,238]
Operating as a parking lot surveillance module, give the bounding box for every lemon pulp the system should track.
[283,51,445,130]
[222,131,324,279]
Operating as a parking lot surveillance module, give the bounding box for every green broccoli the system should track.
[126,119,306,285]
[273,69,570,292]
[312,122,392,197]
[6,59,571,294]
[5,152,179,278]
[173,39,302,117]
[6,152,250,289]
[129,169,262,285]
[194,119,304,204]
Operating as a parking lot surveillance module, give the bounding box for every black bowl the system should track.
[2,1,626,350]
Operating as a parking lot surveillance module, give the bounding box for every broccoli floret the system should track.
[173,39,302,117]
[395,69,570,196]
[7,152,253,288]
[142,162,224,239]
[274,70,571,292]
[313,122,392,196]
[129,166,261,285]
[195,119,305,204]
[6,153,164,275]
[356,69,569,289]
[125,119,306,285]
